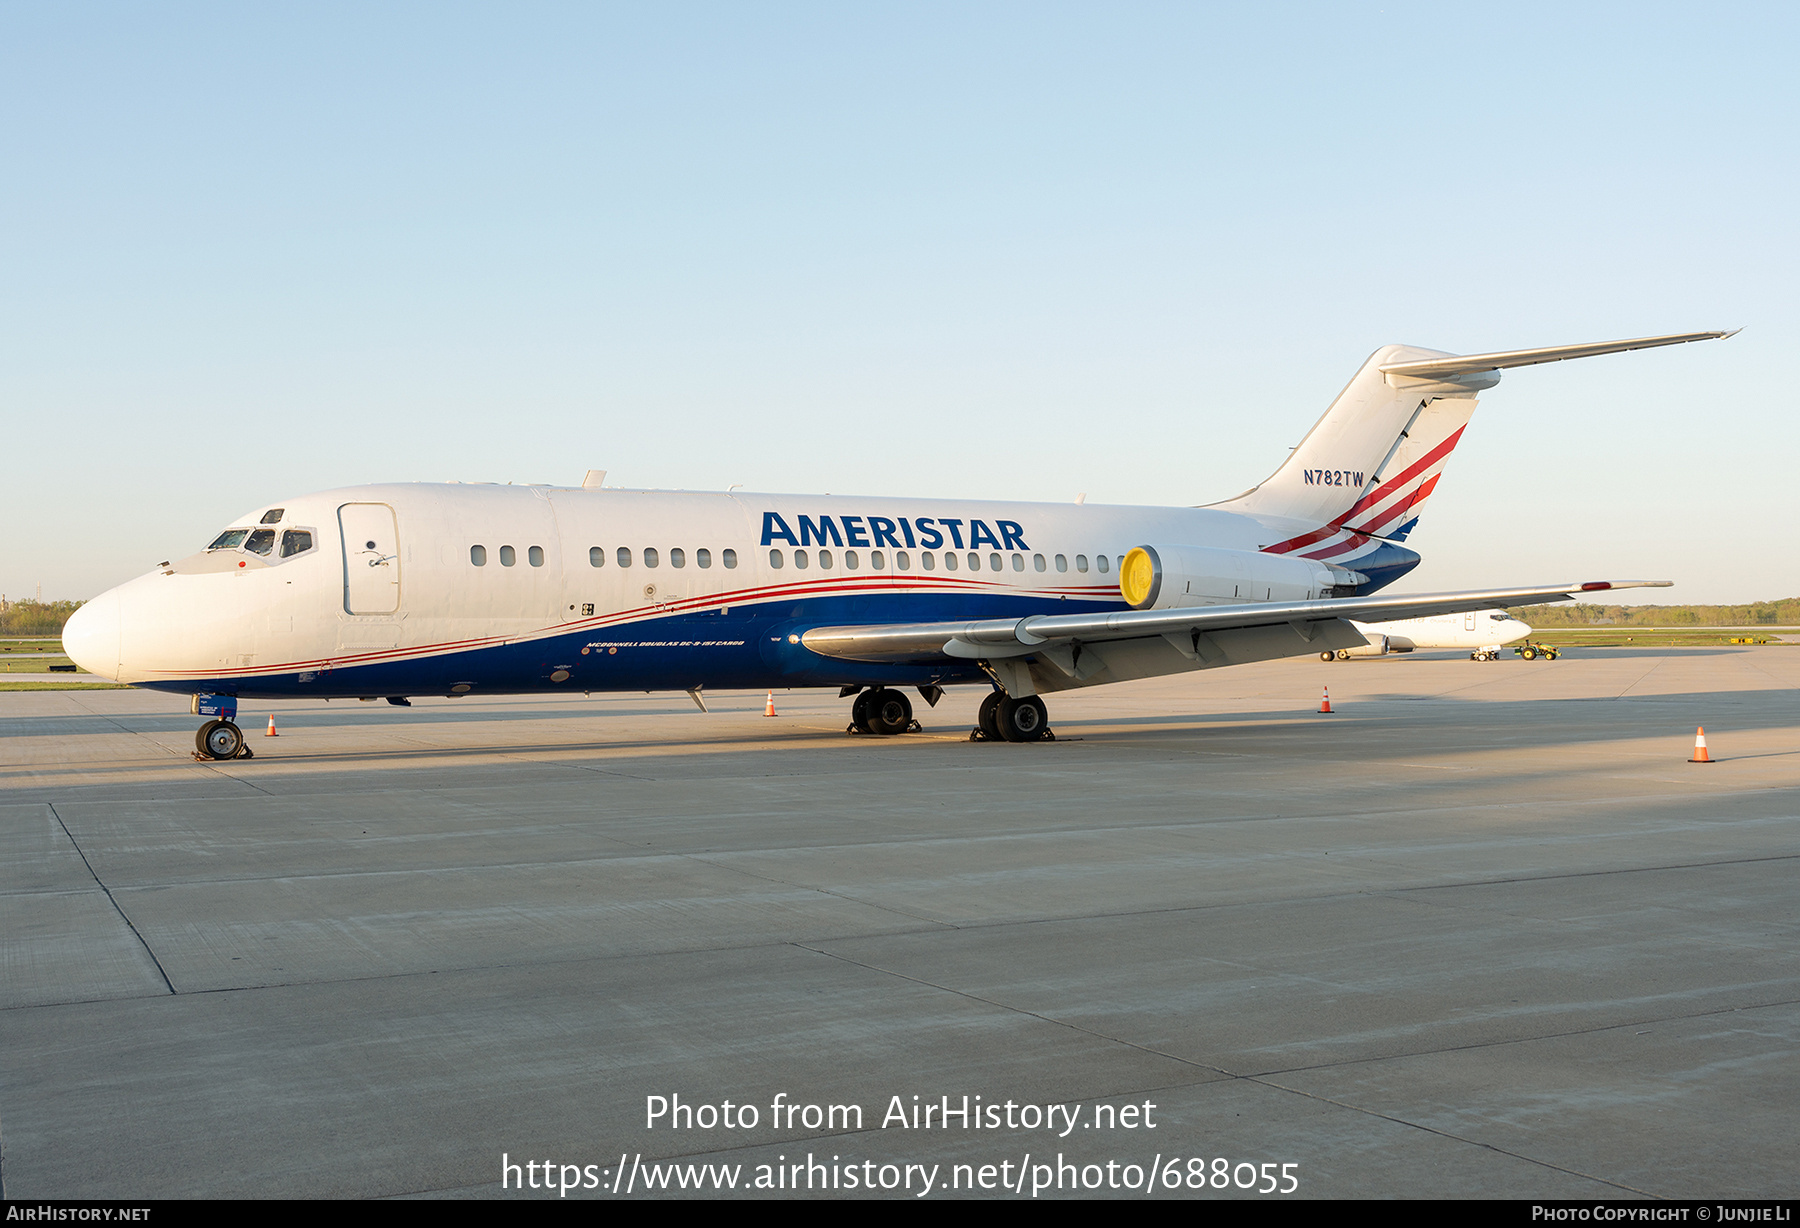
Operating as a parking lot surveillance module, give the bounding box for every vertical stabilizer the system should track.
[1210,344,1486,533]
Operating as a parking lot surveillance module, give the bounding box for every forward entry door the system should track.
[339,503,402,614]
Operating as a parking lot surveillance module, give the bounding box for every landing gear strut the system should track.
[195,720,251,760]
[847,687,919,736]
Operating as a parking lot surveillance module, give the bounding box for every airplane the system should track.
[1322,609,1532,661]
[62,330,1731,760]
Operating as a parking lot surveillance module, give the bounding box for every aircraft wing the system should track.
[801,580,1668,664]
[1378,331,1736,381]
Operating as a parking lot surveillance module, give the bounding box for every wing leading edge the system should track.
[801,581,1668,665]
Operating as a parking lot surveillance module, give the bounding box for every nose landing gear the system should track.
[195,720,252,760]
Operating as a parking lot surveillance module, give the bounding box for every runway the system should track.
[2,647,1796,1199]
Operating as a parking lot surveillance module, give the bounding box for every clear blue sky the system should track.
[4,2,1795,604]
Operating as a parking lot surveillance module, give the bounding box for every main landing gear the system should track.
[971,689,1053,743]
[194,720,252,761]
[845,686,924,736]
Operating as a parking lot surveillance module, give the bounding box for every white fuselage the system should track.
[63,482,1422,699]
[1348,609,1532,653]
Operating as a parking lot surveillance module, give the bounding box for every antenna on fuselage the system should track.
[582,470,607,489]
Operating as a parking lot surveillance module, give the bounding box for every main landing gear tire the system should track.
[1320,651,1335,662]
[196,719,246,760]
[864,688,914,736]
[849,687,916,736]
[976,691,1004,740]
[997,695,1049,743]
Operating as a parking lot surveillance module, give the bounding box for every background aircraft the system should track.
[1324,609,1532,661]
[63,332,1726,758]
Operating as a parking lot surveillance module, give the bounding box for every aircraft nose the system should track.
[62,589,122,681]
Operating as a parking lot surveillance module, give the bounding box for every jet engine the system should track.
[1118,544,1367,611]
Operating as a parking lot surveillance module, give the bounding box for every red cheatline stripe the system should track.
[1264,426,1466,555]
[1335,427,1465,523]
[1298,532,1373,561]
[137,575,1129,678]
[1347,472,1441,536]
[1262,524,1341,555]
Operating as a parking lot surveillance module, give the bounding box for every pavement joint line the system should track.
[1240,995,1800,1083]
[49,834,1783,895]
[46,801,175,996]
[1233,1075,1656,1198]
[680,852,960,930]
[795,943,1655,1196]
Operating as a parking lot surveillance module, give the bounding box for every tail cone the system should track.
[1689,726,1713,763]
[1319,687,1333,715]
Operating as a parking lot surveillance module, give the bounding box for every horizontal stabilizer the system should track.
[1379,331,1736,381]
[802,581,1670,663]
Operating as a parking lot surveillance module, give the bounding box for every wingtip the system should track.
[1576,580,1674,592]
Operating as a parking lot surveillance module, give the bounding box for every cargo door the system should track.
[339,503,402,614]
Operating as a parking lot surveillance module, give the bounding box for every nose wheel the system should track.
[195,719,252,760]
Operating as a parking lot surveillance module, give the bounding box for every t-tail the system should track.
[1209,331,1736,566]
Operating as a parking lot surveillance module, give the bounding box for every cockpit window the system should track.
[280,530,314,558]
[244,529,276,556]
[207,529,251,551]
[260,509,285,525]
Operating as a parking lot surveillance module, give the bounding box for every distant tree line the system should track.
[1507,600,1800,627]
[0,600,82,636]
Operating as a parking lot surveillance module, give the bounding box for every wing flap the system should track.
[800,581,1669,664]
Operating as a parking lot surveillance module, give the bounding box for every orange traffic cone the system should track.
[265,713,279,737]
[1689,726,1713,763]
[1318,686,1333,714]
[764,691,777,717]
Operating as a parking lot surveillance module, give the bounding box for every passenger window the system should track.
[870,550,884,569]
[967,553,980,571]
[1055,554,1068,572]
[207,529,250,551]
[696,548,711,568]
[1097,555,1110,574]
[644,548,660,568]
[768,549,784,569]
[944,553,957,571]
[844,550,858,570]
[500,545,516,567]
[991,553,1004,572]
[818,550,833,570]
[589,546,604,567]
[896,551,910,570]
[794,550,809,569]
[245,529,276,556]
[723,548,738,568]
[1075,555,1088,573]
[670,548,686,568]
[281,530,314,559]
[472,545,488,567]
[617,546,632,567]
[1033,554,1045,572]
[529,545,544,567]
[921,552,935,571]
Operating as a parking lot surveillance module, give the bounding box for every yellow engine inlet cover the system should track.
[1120,547,1158,608]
